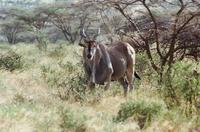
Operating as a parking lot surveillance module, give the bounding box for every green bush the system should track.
[135,53,149,74]
[35,30,48,51]
[114,100,165,128]
[60,107,88,132]
[56,72,88,102]
[0,50,23,71]
[13,93,26,104]
[41,61,88,102]
[161,62,200,115]
[135,53,158,84]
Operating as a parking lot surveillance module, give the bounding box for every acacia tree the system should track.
[99,0,200,81]
[0,9,25,44]
[43,2,97,44]
[1,19,25,44]
[10,7,50,50]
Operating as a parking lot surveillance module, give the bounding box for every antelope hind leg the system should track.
[119,77,129,97]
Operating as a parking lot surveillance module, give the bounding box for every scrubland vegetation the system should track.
[0,0,200,132]
[0,43,199,132]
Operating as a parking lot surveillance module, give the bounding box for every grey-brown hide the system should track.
[80,40,137,96]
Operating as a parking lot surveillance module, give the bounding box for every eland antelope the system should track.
[79,28,140,96]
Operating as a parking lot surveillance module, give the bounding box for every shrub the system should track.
[135,53,150,74]
[35,30,48,51]
[41,61,88,102]
[13,93,26,103]
[0,50,23,71]
[114,99,165,128]
[135,53,158,85]
[60,107,88,132]
[161,61,200,115]
[12,92,33,104]
[56,72,88,102]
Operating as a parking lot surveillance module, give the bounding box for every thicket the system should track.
[60,107,88,132]
[161,62,200,115]
[0,50,23,71]
[114,99,165,128]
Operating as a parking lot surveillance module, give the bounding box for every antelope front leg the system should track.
[104,65,113,90]
[89,62,96,91]
[88,73,96,91]
[88,71,95,91]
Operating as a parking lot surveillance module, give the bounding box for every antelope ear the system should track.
[79,43,86,47]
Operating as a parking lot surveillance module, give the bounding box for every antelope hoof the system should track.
[129,85,134,92]
[124,92,127,97]
[89,82,95,91]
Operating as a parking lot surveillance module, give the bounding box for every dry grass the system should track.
[0,43,199,132]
